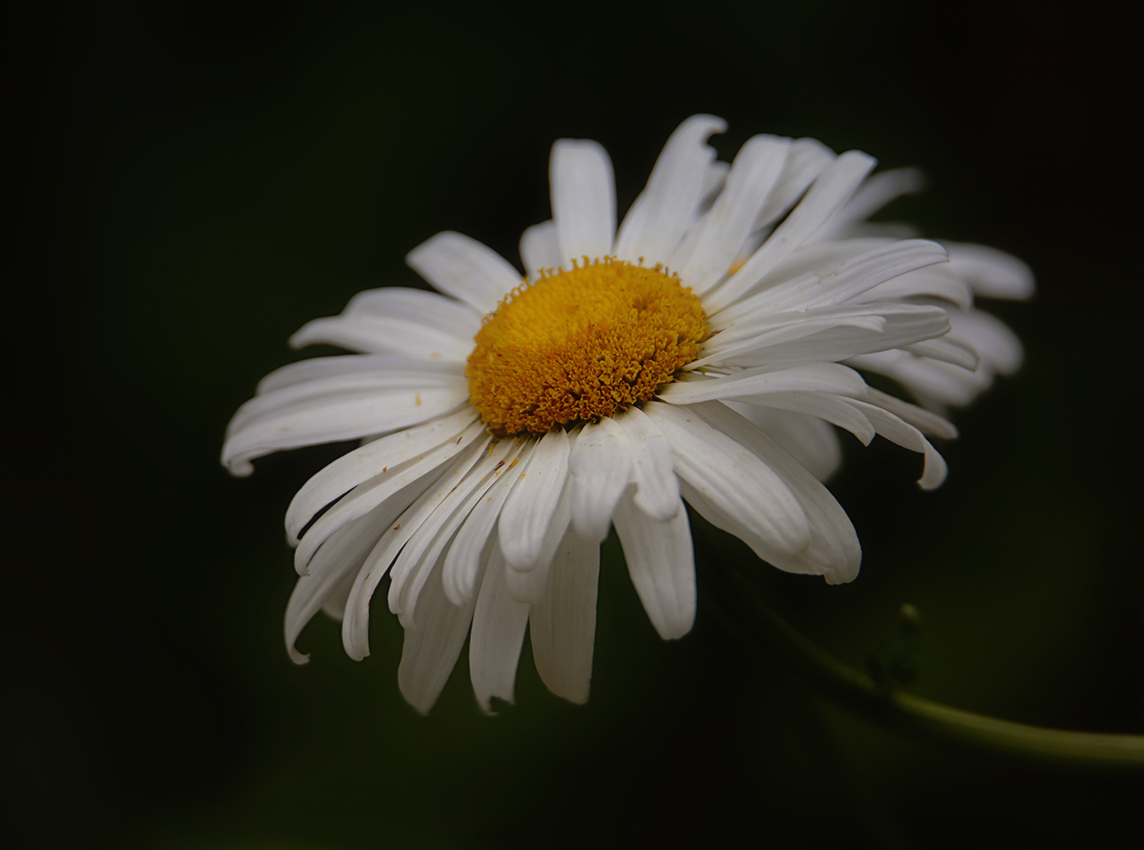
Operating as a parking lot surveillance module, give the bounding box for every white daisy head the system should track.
[222,115,1030,713]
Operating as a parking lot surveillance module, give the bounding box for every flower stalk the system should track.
[697,522,1144,769]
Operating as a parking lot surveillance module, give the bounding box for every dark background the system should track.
[13,1,1142,848]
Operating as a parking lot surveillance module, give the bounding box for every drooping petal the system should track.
[388,436,518,628]
[504,484,572,605]
[498,428,572,570]
[644,401,810,557]
[726,402,843,482]
[286,410,482,553]
[284,507,387,663]
[550,139,616,262]
[846,399,948,489]
[612,492,696,640]
[712,390,877,446]
[338,436,490,661]
[469,542,530,712]
[613,406,680,522]
[441,444,528,607]
[863,388,958,440]
[397,553,480,715]
[569,417,631,544]
[319,567,358,622]
[691,402,861,583]
[529,527,600,705]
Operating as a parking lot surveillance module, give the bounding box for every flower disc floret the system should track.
[466,257,709,435]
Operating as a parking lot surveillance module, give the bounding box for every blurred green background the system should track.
[14,1,1141,847]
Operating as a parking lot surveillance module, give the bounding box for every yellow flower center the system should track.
[466,257,708,436]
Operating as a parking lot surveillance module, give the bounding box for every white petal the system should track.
[710,290,881,343]
[289,314,474,361]
[678,479,818,577]
[814,167,925,242]
[949,309,1024,375]
[529,528,600,704]
[700,161,730,204]
[290,286,482,356]
[343,285,484,324]
[717,239,882,302]
[704,150,877,313]
[284,508,385,663]
[694,302,951,370]
[614,115,727,263]
[339,436,490,660]
[550,139,616,262]
[393,438,525,616]
[498,429,572,570]
[659,363,868,405]
[718,390,877,445]
[846,399,948,489]
[726,402,843,482]
[226,369,468,439]
[613,492,696,639]
[397,554,479,714]
[849,350,990,409]
[388,436,516,627]
[504,484,572,605]
[469,543,530,712]
[441,444,528,606]
[750,137,836,232]
[221,383,471,478]
[643,401,810,556]
[519,220,562,280]
[904,334,980,371]
[613,406,680,522]
[732,239,948,315]
[406,231,522,315]
[857,266,973,309]
[944,242,1035,301]
[692,402,860,583]
[319,567,358,622]
[669,135,791,294]
[569,418,631,544]
[284,407,480,546]
[861,388,957,439]
[254,353,460,396]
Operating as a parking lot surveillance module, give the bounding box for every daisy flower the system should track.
[222,115,1026,713]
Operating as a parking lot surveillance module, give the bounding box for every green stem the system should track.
[701,545,1144,769]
